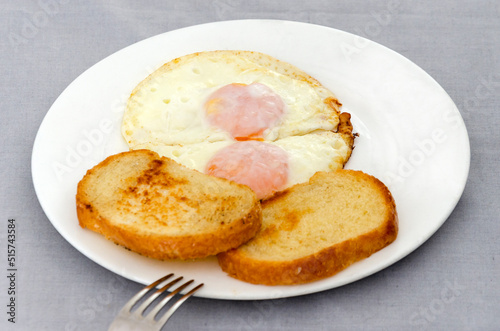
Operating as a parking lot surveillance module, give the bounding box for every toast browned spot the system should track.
[217,170,398,285]
[76,149,262,260]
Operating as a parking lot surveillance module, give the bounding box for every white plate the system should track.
[32,20,470,300]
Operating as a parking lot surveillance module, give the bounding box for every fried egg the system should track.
[122,50,354,199]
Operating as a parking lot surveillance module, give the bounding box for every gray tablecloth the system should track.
[1,1,499,330]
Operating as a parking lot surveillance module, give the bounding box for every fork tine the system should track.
[144,279,203,326]
[120,274,174,313]
[144,279,194,322]
[156,283,204,326]
[132,276,184,317]
[109,275,203,331]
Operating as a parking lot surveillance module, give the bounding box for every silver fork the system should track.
[108,274,204,331]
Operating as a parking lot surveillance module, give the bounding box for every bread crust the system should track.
[217,170,398,285]
[76,150,262,260]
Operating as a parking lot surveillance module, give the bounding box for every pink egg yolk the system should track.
[204,83,285,140]
[205,141,289,200]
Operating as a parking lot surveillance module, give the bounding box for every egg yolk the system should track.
[205,141,289,200]
[204,83,285,139]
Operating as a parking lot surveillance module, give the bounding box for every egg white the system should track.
[122,50,352,194]
[137,131,350,191]
[122,51,340,148]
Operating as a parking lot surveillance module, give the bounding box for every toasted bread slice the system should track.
[76,149,262,260]
[217,170,398,285]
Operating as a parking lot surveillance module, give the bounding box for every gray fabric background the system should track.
[1,1,499,330]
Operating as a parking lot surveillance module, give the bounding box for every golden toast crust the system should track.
[217,170,398,285]
[76,150,262,260]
